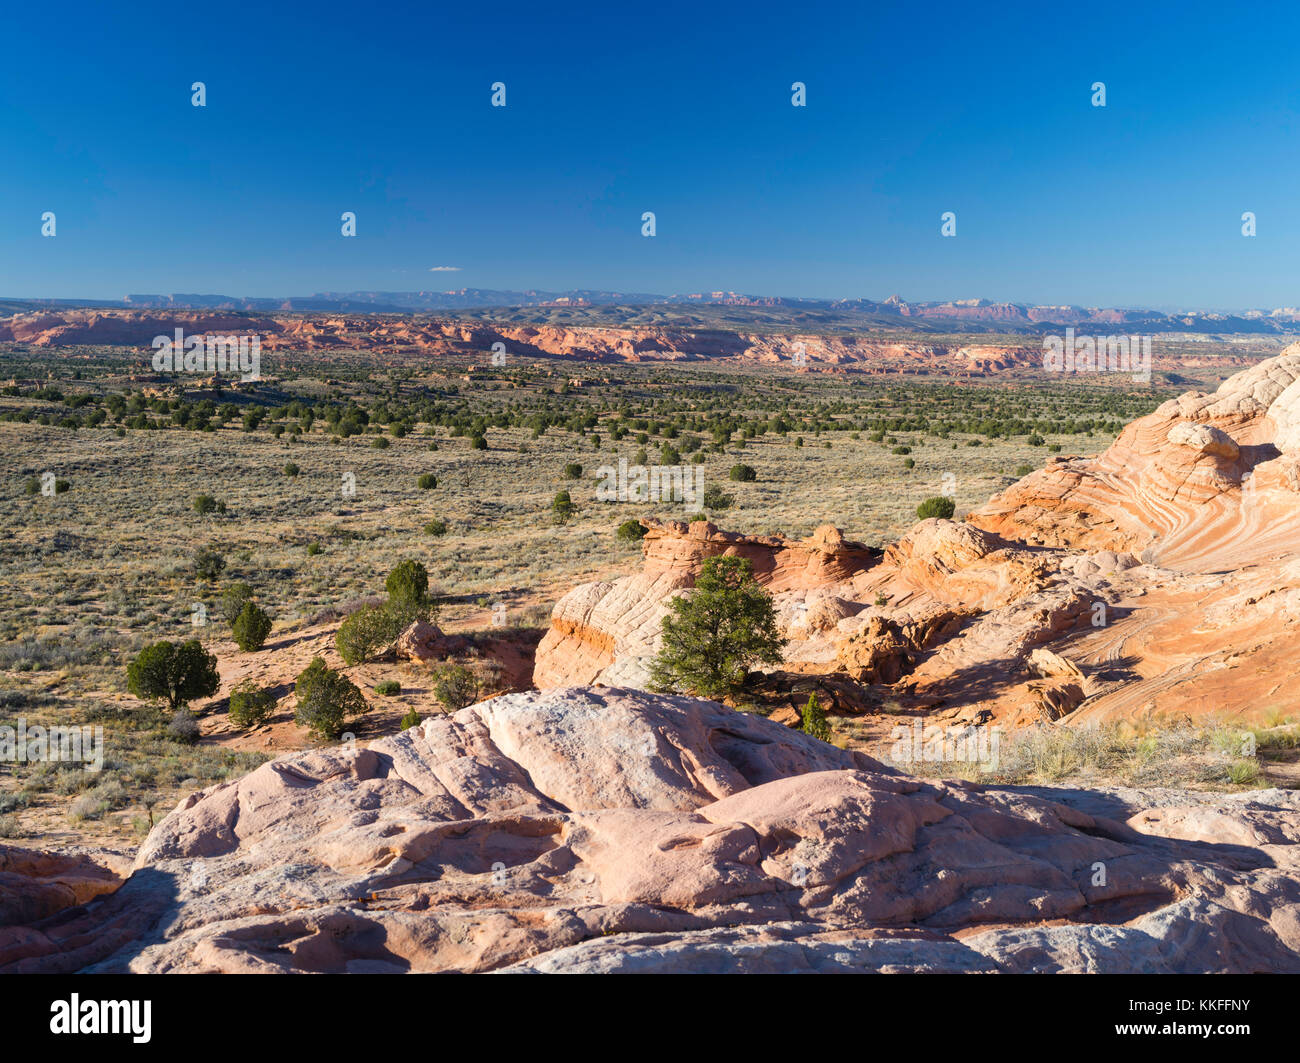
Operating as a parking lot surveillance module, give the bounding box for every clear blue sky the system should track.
[3,0,1299,308]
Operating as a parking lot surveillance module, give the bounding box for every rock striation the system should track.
[3,688,1298,974]
[534,348,1300,727]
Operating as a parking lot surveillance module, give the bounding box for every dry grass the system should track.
[864,714,1300,791]
[0,357,1143,844]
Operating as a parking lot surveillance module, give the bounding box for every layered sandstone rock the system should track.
[533,521,879,689]
[0,309,1064,378]
[0,310,282,347]
[4,689,1298,974]
[532,515,1104,722]
[532,349,1300,727]
[0,846,128,927]
[968,343,1300,569]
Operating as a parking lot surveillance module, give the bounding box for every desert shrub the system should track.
[229,680,276,729]
[307,542,322,555]
[563,462,583,479]
[374,680,402,696]
[372,436,390,449]
[916,496,956,520]
[616,518,646,543]
[649,555,785,699]
[891,445,912,455]
[166,709,202,745]
[127,639,220,712]
[417,473,437,489]
[68,779,128,822]
[385,559,430,611]
[470,435,488,450]
[0,792,32,814]
[193,547,226,581]
[424,518,448,536]
[231,601,272,651]
[552,490,576,525]
[399,707,422,730]
[728,464,757,482]
[1014,464,1033,477]
[218,582,255,625]
[431,664,478,712]
[335,604,406,665]
[1027,433,1045,446]
[801,693,832,742]
[903,457,915,469]
[193,493,223,515]
[55,772,89,796]
[294,657,369,740]
[283,462,300,477]
[702,485,734,510]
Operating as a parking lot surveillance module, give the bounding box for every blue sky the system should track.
[3,0,1299,308]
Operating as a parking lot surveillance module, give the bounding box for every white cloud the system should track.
[428,265,462,272]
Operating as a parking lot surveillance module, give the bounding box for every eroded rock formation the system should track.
[534,347,1300,727]
[3,689,1297,974]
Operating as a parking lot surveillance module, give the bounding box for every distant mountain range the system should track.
[3,290,1300,334]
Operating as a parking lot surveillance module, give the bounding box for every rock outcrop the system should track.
[0,309,1053,377]
[968,343,1300,570]
[533,349,1300,727]
[532,516,1104,723]
[0,846,128,927]
[3,689,1298,974]
[533,521,880,689]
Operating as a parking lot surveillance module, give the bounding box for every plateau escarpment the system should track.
[0,308,1100,377]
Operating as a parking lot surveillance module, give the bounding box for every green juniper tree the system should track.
[127,639,220,715]
[294,658,369,740]
[649,555,784,699]
[801,692,832,742]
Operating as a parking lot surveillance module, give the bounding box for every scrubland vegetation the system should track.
[3,340,1263,844]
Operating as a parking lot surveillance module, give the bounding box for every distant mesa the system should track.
[1,290,1298,336]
